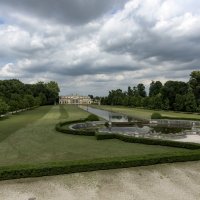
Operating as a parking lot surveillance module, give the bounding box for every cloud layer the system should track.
[0,0,200,95]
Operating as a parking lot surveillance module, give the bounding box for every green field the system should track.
[0,105,193,169]
[92,105,200,120]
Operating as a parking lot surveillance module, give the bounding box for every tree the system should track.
[39,93,47,105]
[189,70,200,106]
[153,94,163,109]
[131,96,142,107]
[0,98,9,115]
[127,86,133,96]
[185,88,197,112]
[106,89,126,105]
[137,83,146,97]
[88,95,94,99]
[162,98,170,110]
[45,81,60,104]
[174,94,186,111]
[161,81,188,110]
[24,95,35,108]
[141,97,150,108]
[149,81,162,97]
[148,94,162,109]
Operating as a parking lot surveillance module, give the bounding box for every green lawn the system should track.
[0,105,193,168]
[0,106,52,142]
[92,105,200,120]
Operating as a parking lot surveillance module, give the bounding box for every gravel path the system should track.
[0,161,200,200]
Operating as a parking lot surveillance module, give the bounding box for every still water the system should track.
[79,105,139,122]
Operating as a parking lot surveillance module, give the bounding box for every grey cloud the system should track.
[20,60,140,77]
[0,0,127,25]
[101,28,200,63]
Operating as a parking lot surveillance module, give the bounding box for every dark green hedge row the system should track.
[55,120,96,136]
[96,132,200,150]
[1,151,200,181]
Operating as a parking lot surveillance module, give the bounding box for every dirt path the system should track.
[0,161,200,200]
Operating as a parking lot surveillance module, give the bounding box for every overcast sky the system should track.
[0,0,200,96]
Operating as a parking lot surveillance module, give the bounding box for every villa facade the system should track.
[59,95,92,105]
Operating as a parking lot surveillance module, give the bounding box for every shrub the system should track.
[105,121,109,128]
[151,112,162,119]
[86,114,99,121]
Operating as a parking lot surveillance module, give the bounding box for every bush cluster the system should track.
[151,112,162,119]
[86,114,99,121]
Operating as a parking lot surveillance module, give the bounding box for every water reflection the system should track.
[79,105,141,122]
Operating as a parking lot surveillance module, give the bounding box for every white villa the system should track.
[59,95,92,105]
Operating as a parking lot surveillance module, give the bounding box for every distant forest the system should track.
[0,80,59,114]
[101,71,200,113]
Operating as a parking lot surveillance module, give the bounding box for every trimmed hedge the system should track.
[55,120,96,136]
[96,132,200,150]
[0,151,200,181]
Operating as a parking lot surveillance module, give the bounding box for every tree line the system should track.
[0,79,60,115]
[101,71,200,112]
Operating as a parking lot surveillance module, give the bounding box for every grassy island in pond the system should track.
[0,105,200,180]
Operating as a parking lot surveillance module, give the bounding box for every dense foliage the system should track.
[101,71,200,112]
[0,79,59,114]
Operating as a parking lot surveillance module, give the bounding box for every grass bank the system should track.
[91,105,200,120]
